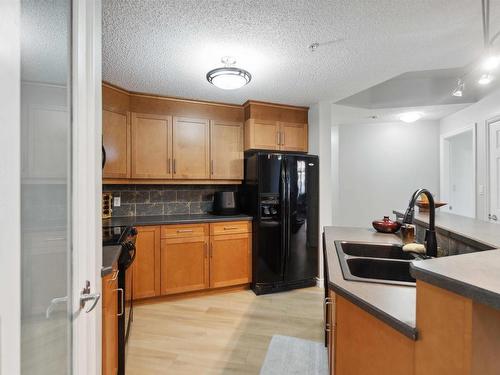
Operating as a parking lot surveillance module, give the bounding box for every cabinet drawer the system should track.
[161,223,209,239]
[210,221,251,236]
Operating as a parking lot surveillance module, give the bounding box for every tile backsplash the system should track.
[103,185,238,217]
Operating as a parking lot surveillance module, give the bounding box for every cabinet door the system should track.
[131,113,172,179]
[102,271,118,375]
[103,109,130,178]
[172,117,210,179]
[210,233,251,288]
[161,236,209,295]
[244,119,279,151]
[279,122,308,152]
[328,289,336,374]
[132,226,161,299]
[210,120,243,180]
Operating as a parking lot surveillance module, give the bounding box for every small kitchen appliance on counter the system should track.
[212,191,240,215]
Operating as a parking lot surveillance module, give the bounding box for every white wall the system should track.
[333,119,440,228]
[440,87,500,220]
[308,101,336,282]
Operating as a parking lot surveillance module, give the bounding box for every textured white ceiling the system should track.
[103,0,494,106]
[331,103,472,126]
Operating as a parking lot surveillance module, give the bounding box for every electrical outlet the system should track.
[114,196,121,207]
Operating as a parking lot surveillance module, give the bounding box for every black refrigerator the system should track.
[242,152,319,295]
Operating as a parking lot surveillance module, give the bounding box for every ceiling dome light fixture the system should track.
[478,73,493,85]
[206,56,251,90]
[399,112,423,123]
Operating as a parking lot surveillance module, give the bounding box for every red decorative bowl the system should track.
[372,216,401,233]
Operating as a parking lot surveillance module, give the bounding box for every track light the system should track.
[452,79,464,97]
[478,73,493,85]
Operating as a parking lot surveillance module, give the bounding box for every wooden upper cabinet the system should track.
[279,122,308,152]
[243,101,309,152]
[103,109,130,178]
[131,113,172,179]
[210,120,243,180]
[244,119,280,151]
[160,235,209,295]
[132,226,161,299]
[172,117,210,179]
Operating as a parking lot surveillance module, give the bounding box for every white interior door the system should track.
[0,1,102,374]
[489,120,500,223]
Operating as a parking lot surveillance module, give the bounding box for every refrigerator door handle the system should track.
[280,157,287,279]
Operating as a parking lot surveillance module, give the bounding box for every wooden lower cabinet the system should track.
[132,226,161,299]
[160,235,209,295]
[327,290,336,373]
[102,269,118,375]
[210,233,252,288]
[132,221,252,301]
[330,294,415,375]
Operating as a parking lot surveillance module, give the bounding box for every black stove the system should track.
[103,226,133,246]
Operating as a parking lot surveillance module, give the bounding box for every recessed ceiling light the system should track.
[206,56,251,90]
[399,112,422,123]
[478,73,493,85]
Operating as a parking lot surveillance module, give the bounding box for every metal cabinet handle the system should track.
[224,226,238,230]
[281,132,285,145]
[108,269,119,282]
[204,242,208,258]
[210,242,213,258]
[168,158,171,174]
[211,160,214,175]
[173,159,176,174]
[324,297,333,332]
[276,132,280,145]
[116,288,124,316]
[177,229,193,233]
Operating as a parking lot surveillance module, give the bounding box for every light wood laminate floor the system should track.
[126,287,324,375]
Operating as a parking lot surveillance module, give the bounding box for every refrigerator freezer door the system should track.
[284,155,319,282]
[253,154,286,284]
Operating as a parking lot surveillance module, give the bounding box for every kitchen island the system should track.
[324,225,500,375]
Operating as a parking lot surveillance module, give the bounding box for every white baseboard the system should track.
[316,277,324,288]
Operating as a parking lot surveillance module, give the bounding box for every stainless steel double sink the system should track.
[335,241,429,287]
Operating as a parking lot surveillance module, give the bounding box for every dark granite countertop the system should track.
[393,209,500,250]
[324,226,417,340]
[102,213,253,227]
[410,250,500,310]
[102,245,121,277]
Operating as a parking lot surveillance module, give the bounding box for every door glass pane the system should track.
[20,1,72,374]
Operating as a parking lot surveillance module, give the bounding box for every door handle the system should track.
[173,159,176,174]
[168,158,171,174]
[80,280,101,313]
[281,132,285,145]
[489,214,498,221]
[46,296,68,319]
[276,132,280,146]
